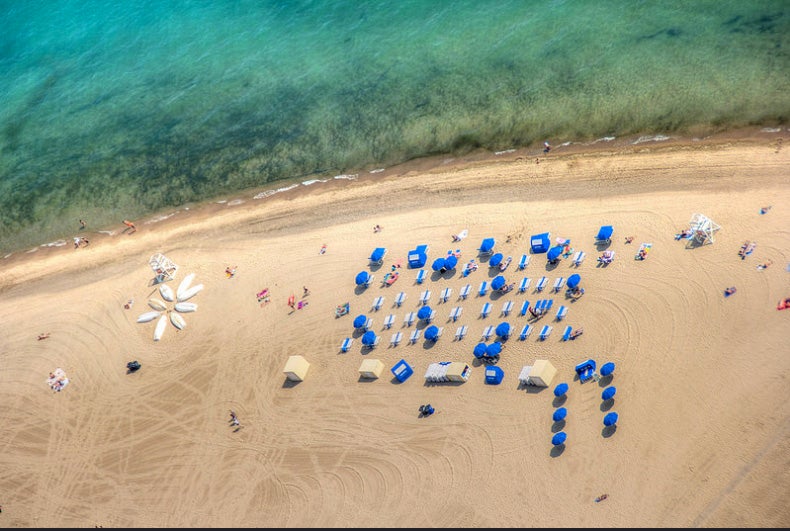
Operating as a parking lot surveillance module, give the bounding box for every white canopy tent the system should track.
[689,213,721,245]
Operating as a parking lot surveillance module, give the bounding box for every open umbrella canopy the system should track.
[603,412,619,426]
[554,382,569,397]
[597,225,614,241]
[552,432,567,446]
[473,342,488,359]
[547,245,563,262]
[480,238,495,253]
[431,257,446,272]
[553,407,568,421]
[444,254,458,270]
[353,314,368,328]
[489,253,503,267]
[370,247,386,262]
[361,330,377,345]
[424,325,440,341]
[417,306,433,320]
[600,362,616,376]
[495,322,511,338]
[486,341,502,357]
[567,273,581,289]
[602,386,617,400]
[355,271,370,285]
[491,275,506,291]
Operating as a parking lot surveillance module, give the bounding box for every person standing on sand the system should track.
[79,219,86,229]
[123,220,136,234]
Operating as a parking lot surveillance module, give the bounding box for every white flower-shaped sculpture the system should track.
[136,272,203,341]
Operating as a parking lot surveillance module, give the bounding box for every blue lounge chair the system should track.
[501,300,514,316]
[518,277,531,293]
[536,276,548,292]
[419,290,431,305]
[539,325,553,340]
[519,324,533,340]
[481,325,494,340]
[455,325,468,340]
[553,277,565,292]
[409,329,421,344]
[340,337,353,352]
[556,305,568,320]
[403,312,416,327]
[520,300,531,316]
[518,254,531,270]
[534,299,546,313]
[425,310,436,323]
[561,325,572,341]
[440,287,452,303]
[544,300,554,313]
[450,306,463,321]
[459,284,471,300]
[372,296,384,311]
[479,281,489,296]
[364,317,373,330]
[395,291,406,307]
[383,314,395,329]
[416,269,427,284]
[390,331,403,346]
[481,302,492,318]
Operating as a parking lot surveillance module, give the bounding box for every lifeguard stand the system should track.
[149,253,178,282]
[689,213,721,245]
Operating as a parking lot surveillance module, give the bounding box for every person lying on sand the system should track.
[38,332,51,340]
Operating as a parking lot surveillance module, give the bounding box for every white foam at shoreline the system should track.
[227,199,245,206]
[41,240,68,248]
[760,127,782,133]
[632,135,671,144]
[253,183,299,200]
[333,174,358,180]
[145,212,179,224]
[369,168,385,173]
[302,179,329,186]
[98,230,116,236]
[494,149,516,155]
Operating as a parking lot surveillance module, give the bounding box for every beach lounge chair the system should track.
[459,284,471,300]
[561,325,572,341]
[364,317,373,330]
[520,300,531,317]
[518,277,531,293]
[499,256,513,272]
[366,336,381,349]
[536,276,548,292]
[501,300,514,316]
[553,277,565,293]
[409,329,421,344]
[450,306,463,322]
[598,250,615,264]
[390,331,403,347]
[404,312,416,327]
[518,254,531,270]
[519,324,533,340]
[440,287,452,303]
[425,309,436,323]
[455,325,468,340]
[481,325,494,340]
[543,299,554,314]
[416,269,427,284]
[428,327,444,341]
[419,290,431,305]
[395,291,406,307]
[539,325,553,340]
[340,337,354,352]
[383,314,395,329]
[534,299,545,314]
[556,305,568,321]
[478,281,489,296]
[372,296,384,311]
[481,302,492,318]
[572,251,586,267]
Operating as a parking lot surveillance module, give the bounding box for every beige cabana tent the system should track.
[358,359,385,379]
[283,355,310,382]
[519,359,557,387]
[446,362,471,382]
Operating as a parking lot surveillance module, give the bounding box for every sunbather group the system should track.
[738,241,756,259]
[499,256,512,272]
[463,260,478,277]
[597,250,615,264]
[674,229,692,240]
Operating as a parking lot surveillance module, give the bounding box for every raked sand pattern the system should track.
[0,134,788,528]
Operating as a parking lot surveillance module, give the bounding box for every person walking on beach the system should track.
[79,219,86,229]
[123,220,136,234]
[229,410,240,427]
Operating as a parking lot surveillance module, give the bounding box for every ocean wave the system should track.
[333,174,358,180]
[494,149,516,155]
[632,135,670,145]
[302,179,329,186]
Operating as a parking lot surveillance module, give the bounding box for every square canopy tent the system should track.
[391,359,414,382]
[688,213,721,244]
[446,362,471,382]
[283,355,311,382]
[530,233,550,254]
[408,245,429,268]
[359,359,385,379]
[520,359,557,387]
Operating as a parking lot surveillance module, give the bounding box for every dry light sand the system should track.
[0,131,789,528]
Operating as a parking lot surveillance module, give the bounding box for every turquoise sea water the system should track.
[1,0,787,253]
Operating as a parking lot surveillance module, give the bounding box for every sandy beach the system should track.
[0,131,788,528]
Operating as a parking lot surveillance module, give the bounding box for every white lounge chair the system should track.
[481,302,492,318]
[519,324,533,340]
[404,312,416,327]
[561,326,572,341]
[425,309,436,323]
[539,325,553,340]
[440,287,452,303]
[409,329,421,344]
[364,317,373,330]
[459,284,471,300]
[390,331,403,346]
[395,291,406,307]
[572,251,586,267]
[518,254,531,270]
[383,314,395,329]
[536,276,548,292]
[455,325,468,340]
[449,306,463,322]
[481,325,494,340]
[519,300,531,317]
[556,305,568,321]
[340,337,353,352]
[518,277,531,293]
[419,290,431,305]
[372,296,384,311]
[416,269,427,284]
[501,300,514,316]
[553,277,565,293]
[478,281,488,296]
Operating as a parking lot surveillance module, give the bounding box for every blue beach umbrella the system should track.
[547,246,563,262]
[495,322,511,338]
[473,342,488,359]
[600,362,616,376]
[567,273,581,289]
[489,253,504,267]
[417,306,433,320]
[361,330,377,346]
[355,271,370,286]
[553,407,568,422]
[431,257,446,272]
[602,386,617,400]
[480,238,495,253]
[551,432,567,446]
[486,342,502,357]
[424,325,440,341]
[353,314,368,329]
[444,254,458,270]
[491,275,506,291]
[554,382,569,397]
[603,412,619,426]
